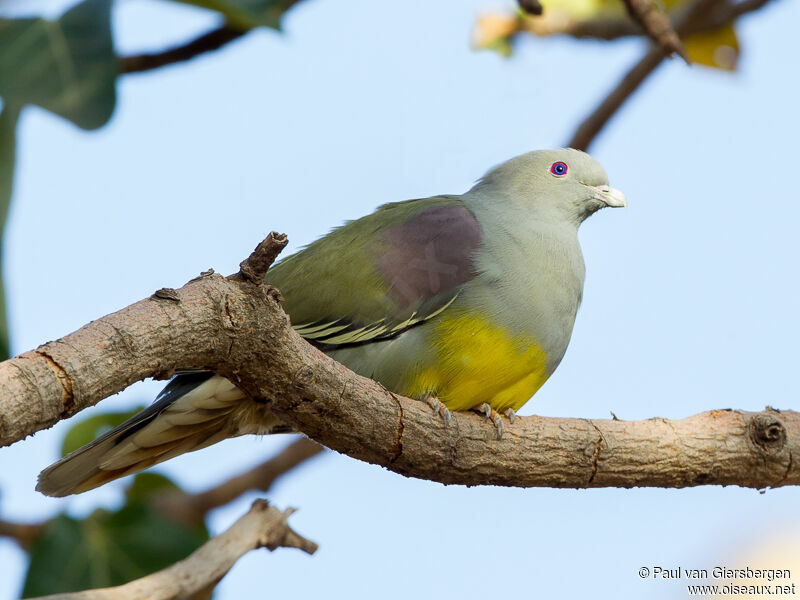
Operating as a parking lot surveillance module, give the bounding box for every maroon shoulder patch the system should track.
[376,204,482,309]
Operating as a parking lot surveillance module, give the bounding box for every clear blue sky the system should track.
[1,0,799,598]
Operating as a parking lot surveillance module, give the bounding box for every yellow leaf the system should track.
[540,0,620,20]
[683,23,739,70]
[472,13,521,50]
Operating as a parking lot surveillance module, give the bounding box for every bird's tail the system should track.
[36,373,289,497]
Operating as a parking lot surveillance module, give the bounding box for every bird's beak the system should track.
[585,184,627,208]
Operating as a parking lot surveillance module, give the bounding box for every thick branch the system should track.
[0,233,797,490]
[30,500,316,600]
[568,0,775,150]
[119,25,248,75]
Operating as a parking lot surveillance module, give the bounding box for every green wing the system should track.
[265,195,482,348]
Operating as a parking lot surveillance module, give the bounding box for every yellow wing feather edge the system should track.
[294,294,460,346]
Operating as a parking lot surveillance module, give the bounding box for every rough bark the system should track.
[0,234,796,490]
[29,500,316,600]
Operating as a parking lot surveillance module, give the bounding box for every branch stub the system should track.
[749,413,787,454]
[238,232,289,283]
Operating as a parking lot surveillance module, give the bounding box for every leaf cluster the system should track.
[0,0,304,361]
[17,410,211,597]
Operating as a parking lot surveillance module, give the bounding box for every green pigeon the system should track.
[37,148,626,497]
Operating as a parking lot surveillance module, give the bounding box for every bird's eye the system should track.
[550,162,568,177]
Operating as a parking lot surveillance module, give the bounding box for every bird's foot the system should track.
[472,403,505,439]
[425,394,452,427]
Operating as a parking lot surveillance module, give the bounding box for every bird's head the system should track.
[474,148,626,226]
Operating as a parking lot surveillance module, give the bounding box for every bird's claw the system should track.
[491,412,504,438]
[474,402,492,419]
[504,408,517,424]
[472,403,505,439]
[425,395,452,427]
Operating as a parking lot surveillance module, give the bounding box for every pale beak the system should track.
[585,184,627,208]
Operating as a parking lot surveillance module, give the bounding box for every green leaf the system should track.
[170,0,304,29]
[22,476,209,597]
[0,0,117,130]
[0,102,19,360]
[124,472,183,504]
[60,406,145,457]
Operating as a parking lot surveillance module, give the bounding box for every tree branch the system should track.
[237,231,289,283]
[119,25,248,75]
[568,44,665,151]
[622,0,689,62]
[0,233,797,490]
[517,0,770,42]
[0,518,42,549]
[518,0,544,16]
[156,437,324,522]
[567,0,775,150]
[29,500,316,600]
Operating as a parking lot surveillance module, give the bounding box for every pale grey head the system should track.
[472,148,626,227]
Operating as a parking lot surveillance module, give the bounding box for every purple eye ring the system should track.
[550,161,568,176]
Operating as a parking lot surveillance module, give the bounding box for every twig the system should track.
[157,437,324,521]
[118,0,768,77]
[622,0,690,62]
[518,0,544,16]
[29,500,316,600]
[514,0,770,42]
[518,15,643,41]
[568,0,775,150]
[0,518,42,549]
[237,231,289,283]
[568,45,665,151]
[119,25,248,75]
[0,232,797,490]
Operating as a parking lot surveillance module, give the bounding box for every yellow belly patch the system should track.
[404,314,549,413]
